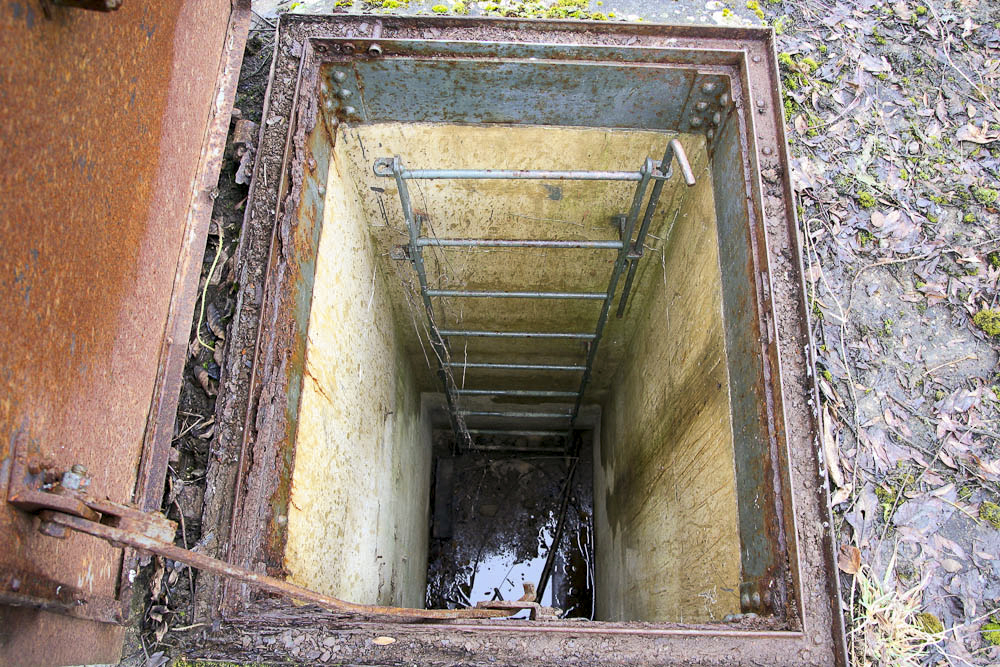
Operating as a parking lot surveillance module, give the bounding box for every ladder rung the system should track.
[427,289,605,300]
[447,362,584,372]
[418,238,623,249]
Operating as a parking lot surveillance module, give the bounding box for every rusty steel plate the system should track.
[0,1,249,664]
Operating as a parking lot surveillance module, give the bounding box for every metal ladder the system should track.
[373,139,695,451]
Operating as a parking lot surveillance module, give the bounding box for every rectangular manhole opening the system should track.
[227,20,840,659]
[291,120,757,625]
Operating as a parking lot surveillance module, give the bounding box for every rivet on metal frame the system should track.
[690,116,703,128]
[333,70,348,83]
[701,81,717,94]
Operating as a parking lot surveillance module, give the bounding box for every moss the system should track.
[872,26,887,45]
[821,368,833,382]
[993,386,1000,401]
[958,484,975,501]
[983,616,1000,645]
[981,501,1000,530]
[431,3,448,11]
[973,187,998,206]
[800,56,819,73]
[914,280,926,289]
[818,44,828,54]
[964,212,977,223]
[745,0,765,19]
[915,4,928,14]
[934,389,946,401]
[722,7,733,17]
[974,309,1000,337]
[773,14,791,34]
[916,612,944,634]
[452,0,468,12]
[990,252,1000,268]
[858,229,874,246]
[858,191,877,208]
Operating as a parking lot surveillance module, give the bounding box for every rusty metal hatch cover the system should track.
[0,1,250,664]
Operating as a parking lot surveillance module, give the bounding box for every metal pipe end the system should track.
[669,138,697,187]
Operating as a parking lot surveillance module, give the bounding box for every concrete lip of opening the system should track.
[200,15,847,665]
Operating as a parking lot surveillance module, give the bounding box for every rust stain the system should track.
[0,0,245,663]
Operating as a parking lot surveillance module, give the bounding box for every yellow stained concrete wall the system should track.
[593,154,742,622]
[283,132,432,607]
[336,124,696,400]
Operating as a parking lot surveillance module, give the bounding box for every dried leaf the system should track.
[838,544,861,575]
[823,405,845,489]
[940,558,963,573]
[956,123,1000,144]
[373,636,396,646]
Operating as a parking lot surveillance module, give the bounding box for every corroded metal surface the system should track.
[0,1,248,664]
[201,15,845,665]
[42,510,512,621]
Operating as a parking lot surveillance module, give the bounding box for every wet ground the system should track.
[425,432,595,619]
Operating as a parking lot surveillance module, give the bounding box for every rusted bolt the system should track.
[751,592,761,608]
[337,88,352,100]
[343,42,355,55]
[333,70,347,83]
[695,101,708,112]
[752,54,762,63]
[343,106,357,116]
[10,577,20,591]
[71,463,87,475]
[701,81,717,94]
[689,116,703,128]
[762,146,774,156]
[368,43,383,57]
[712,111,721,125]
[707,128,715,141]
[756,99,766,108]
[740,592,750,607]
[719,92,730,106]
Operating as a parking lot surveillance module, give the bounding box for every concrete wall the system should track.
[283,130,432,607]
[594,144,742,622]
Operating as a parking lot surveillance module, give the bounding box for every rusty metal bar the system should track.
[38,510,511,621]
[446,361,584,371]
[616,139,696,318]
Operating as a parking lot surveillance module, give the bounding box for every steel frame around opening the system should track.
[380,143,692,444]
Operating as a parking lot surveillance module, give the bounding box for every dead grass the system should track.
[850,554,945,666]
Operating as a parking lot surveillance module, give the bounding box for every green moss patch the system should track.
[973,309,1000,337]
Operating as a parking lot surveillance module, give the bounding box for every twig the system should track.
[921,354,976,379]
[196,225,225,352]
[171,497,196,605]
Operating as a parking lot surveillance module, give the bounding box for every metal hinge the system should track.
[5,449,516,622]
